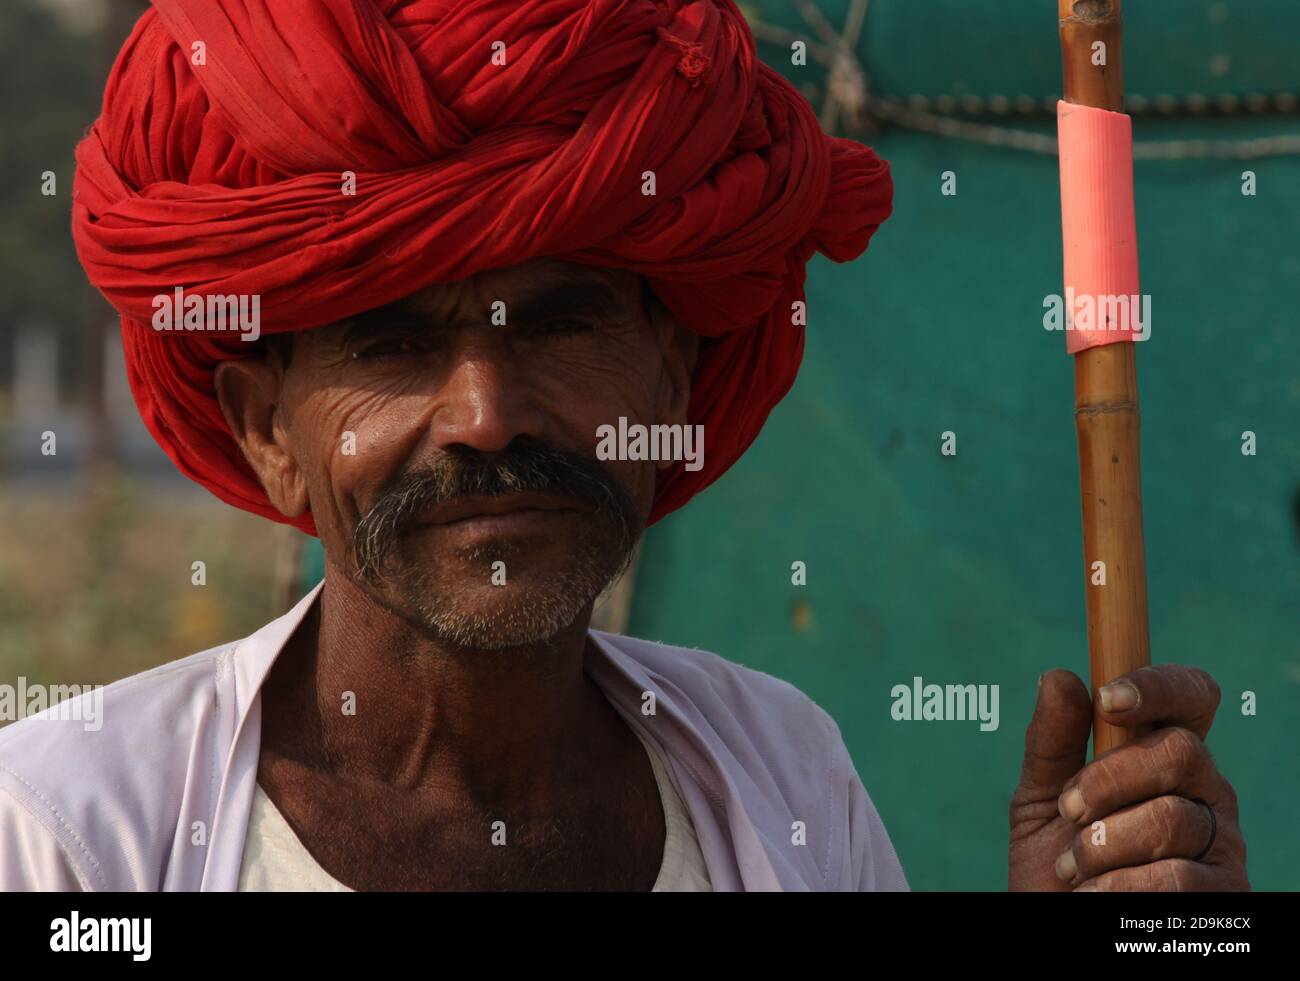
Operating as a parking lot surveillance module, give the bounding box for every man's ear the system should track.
[653,308,698,433]
[213,349,309,519]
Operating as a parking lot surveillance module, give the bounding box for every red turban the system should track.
[72,0,892,535]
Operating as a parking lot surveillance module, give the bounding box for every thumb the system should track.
[1015,669,1093,798]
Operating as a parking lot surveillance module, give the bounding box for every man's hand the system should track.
[1009,665,1249,891]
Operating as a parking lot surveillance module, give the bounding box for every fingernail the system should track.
[1055,849,1077,882]
[1059,786,1086,822]
[1099,681,1139,712]
[1075,885,1099,893]
[1037,673,1045,690]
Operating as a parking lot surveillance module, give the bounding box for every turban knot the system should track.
[71,0,893,534]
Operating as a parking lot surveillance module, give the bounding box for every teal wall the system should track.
[630,1,1300,889]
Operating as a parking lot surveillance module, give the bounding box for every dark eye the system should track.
[352,337,426,360]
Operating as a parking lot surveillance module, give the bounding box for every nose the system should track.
[428,335,548,454]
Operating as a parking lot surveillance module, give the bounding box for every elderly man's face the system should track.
[221,259,696,649]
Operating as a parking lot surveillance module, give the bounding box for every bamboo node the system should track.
[1060,1,1119,29]
[1075,400,1139,417]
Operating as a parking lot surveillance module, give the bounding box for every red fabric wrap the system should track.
[72,0,893,534]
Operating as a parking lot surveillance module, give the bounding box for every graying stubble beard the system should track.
[379,529,639,650]
[346,439,643,649]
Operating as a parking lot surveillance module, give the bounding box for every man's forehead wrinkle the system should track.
[421,264,638,325]
[480,258,635,306]
[509,272,635,322]
[403,282,458,318]
[322,262,642,347]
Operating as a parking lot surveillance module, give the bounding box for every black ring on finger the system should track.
[1188,797,1217,862]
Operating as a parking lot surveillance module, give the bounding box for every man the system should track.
[0,0,1246,891]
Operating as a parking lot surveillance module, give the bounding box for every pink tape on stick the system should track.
[1057,100,1143,355]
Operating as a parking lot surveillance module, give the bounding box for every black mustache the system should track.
[351,436,638,581]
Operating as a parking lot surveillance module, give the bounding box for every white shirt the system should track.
[0,578,907,891]
[236,728,712,891]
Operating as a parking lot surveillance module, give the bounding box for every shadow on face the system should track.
[216,258,699,650]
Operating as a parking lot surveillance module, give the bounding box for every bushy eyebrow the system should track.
[334,301,427,347]
[330,269,639,348]
[509,274,633,325]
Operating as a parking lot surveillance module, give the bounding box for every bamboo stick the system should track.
[1058,0,1151,757]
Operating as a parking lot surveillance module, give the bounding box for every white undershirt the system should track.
[237,728,712,891]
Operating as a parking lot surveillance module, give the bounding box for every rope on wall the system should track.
[747,0,1300,160]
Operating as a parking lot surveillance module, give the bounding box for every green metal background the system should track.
[636,0,1299,890]
[303,1,1300,889]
